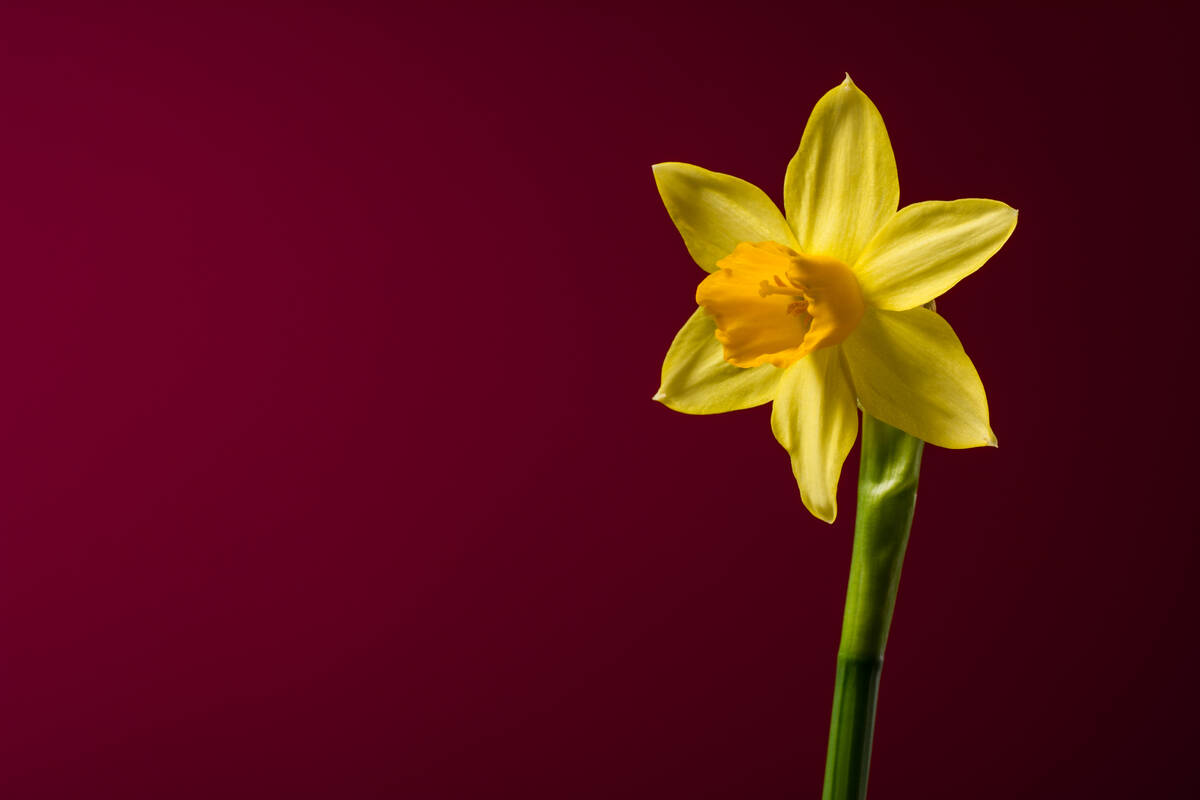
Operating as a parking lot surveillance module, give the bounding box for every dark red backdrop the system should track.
[0,2,1194,797]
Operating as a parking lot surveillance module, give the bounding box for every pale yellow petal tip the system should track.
[842,72,854,87]
[801,496,838,524]
[651,161,692,176]
[652,390,668,403]
[987,430,999,447]
[989,203,1018,221]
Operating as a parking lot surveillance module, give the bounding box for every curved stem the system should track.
[822,414,923,800]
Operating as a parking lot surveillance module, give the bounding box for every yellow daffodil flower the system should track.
[652,75,1016,523]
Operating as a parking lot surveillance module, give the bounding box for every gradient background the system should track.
[0,2,1195,797]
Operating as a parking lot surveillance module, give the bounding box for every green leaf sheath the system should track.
[839,415,923,658]
[822,414,924,800]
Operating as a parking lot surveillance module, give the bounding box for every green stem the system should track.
[822,414,924,800]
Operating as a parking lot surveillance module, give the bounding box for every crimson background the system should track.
[0,2,1194,797]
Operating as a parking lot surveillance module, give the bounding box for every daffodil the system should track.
[652,75,1016,523]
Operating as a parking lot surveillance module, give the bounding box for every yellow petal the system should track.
[770,348,859,523]
[784,75,899,265]
[654,307,783,414]
[842,307,994,449]
[854,199,1018,311]
[653,162,798,272]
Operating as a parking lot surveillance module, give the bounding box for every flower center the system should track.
[694,241,865,369]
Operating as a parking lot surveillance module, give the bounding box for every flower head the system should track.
[652,75,1016,523]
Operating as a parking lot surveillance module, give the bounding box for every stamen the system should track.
[758,275,808,299]
[786,301,809,316]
